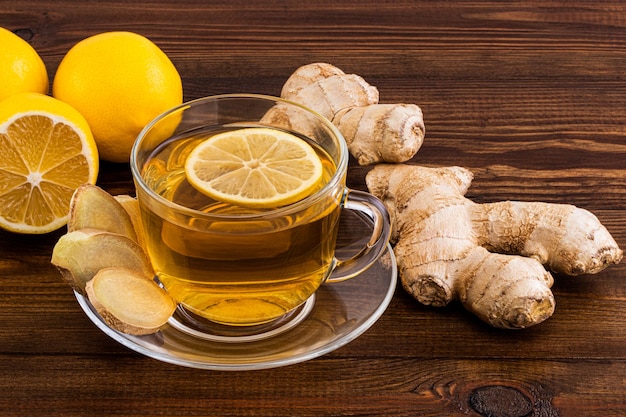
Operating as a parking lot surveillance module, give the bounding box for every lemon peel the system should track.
[0,27,49,101]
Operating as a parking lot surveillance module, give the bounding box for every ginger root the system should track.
[366,164,623,329]
[270,62,425,165]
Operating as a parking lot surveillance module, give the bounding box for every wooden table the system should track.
[1,1,625,416]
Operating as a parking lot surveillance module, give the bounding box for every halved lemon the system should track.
[184,127,323,208]
[0,92,99,234]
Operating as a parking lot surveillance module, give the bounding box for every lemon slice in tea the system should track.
[184,127,324,208]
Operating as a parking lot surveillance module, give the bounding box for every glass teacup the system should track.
[131,94,391,334]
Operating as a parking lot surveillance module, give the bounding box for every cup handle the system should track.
[326,189,392,283]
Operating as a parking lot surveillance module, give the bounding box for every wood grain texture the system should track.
[1,1,626,416]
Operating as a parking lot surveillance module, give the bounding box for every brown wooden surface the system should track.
[1,1,625,416]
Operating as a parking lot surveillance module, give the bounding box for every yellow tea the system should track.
[138,126,341,326]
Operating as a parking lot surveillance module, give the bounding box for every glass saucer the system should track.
[75,244,397,371]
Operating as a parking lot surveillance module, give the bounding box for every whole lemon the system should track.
[53,31,183,163]
[0,27,49,102]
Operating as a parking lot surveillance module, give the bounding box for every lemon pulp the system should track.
[0,93,98,233]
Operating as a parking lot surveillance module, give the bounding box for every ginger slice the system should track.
[68,184,138,242]
[86,267,177,335]
[114,194,147,251]
[51,229,154,295]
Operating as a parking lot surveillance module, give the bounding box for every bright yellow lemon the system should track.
[0,27,49,102]
[52,31,182,163]
[185,128,324,208]
[0,93,99,234]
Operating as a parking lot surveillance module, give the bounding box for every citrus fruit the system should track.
[0,92,99,234]
[185,127,324,208]
[0,27,49,102]
[52,31,182,163]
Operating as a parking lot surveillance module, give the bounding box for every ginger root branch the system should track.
[470,201,623,275]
